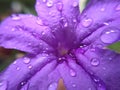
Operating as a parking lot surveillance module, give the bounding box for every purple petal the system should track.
[21,61,60,90]
[0,14,54,54]
[35,0,80,29]
[0,54,58,90]
[76,0,120,47]
[58,58,96,90]
[75,48,120,90]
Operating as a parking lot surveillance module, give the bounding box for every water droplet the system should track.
[0,81,7,90]
[13,61,17,64]
[28,65,32,69]
[36,17,43,25]
[73,2,78,7]
[42,32,45,35]
[49,11,56,17]
[72,84,76,87]
[11,28,15,31]
[28,43,32,46]
[103,22,109,26]
[116,4,120,11]
[70,69,76,77]
[81,18,93,27]
[16,67,20,70]
[21,81,26,86]
[100,8,105,11]
[11,14,21,20]
[48,82,57,90]
[91,58,100,66]
[28,15,33,17]
[46,0,53,7]
[100,29,120,43]
[43,0,47,3]
[73,19,77,23]
[64,22,68,27]
[36,2,40,5]
[23,57,30,64]
[93,78,100,82]
[56,2,63,11]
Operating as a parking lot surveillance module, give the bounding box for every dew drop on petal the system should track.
[13,61,17,65]
[28,65,32,69]
[46,0,53,7]
[0,81,7,90]
[56,2,63,11]
[21,81,26,86]
[72,84,76,87]
[36,2,40,5]
[81,18,93,27]
[73,19,77,23]
[73,2,78,7]
[64,22,68,27]
[23,57,30,64]
[11,28,15,31]
[36,17,43,25]
[11,14,21,20]
[48,82,57,90]
[91,58,100,66]
[100,29,120,44]
[43,0,47,3]
[90,48,96,52]
[103,22,109,26]
[16,67,20,70]
[100,8,105,11]
[70,69,76,77]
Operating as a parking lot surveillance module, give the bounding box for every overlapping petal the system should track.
[75,48,120,90]
[58,58,96,90]
[76,0,120,47]
[0,14,55,54]
[35,0,80,29]
[0,54,58,90]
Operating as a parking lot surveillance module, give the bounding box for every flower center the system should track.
[57,42,69,56]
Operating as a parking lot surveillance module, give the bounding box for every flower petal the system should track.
[58,58,96,90]
[35,0,80,29]
[0,54,57,90]
[76,0,120,46]
[75,48,120,90]
[0,14,54,54]
[21,61,60,90]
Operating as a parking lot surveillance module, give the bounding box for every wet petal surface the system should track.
[35,0,80,29]
[0,54,57,90]
[75,48,120,90]
[0,14,55,54]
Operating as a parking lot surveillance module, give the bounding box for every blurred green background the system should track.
[0,0,36,71]
[0,0,120,72]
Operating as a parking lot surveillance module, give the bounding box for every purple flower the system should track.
[0,0,120,90]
